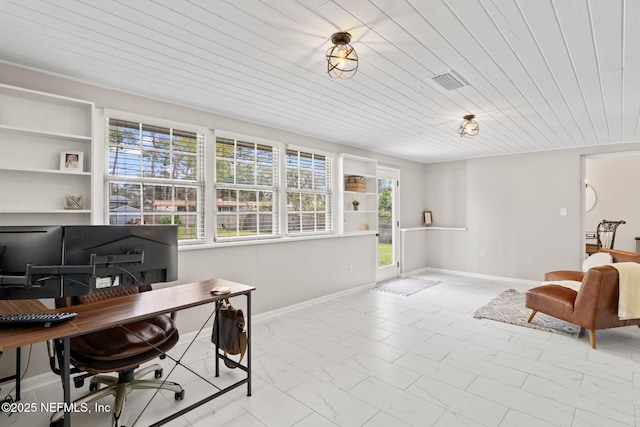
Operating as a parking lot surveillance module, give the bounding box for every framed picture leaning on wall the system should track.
[423,210,432,226]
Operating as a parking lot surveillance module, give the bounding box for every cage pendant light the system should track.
[326,32,358,79]
[458,114,479,137]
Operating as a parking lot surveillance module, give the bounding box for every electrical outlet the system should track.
[348,264,353,273]
[480,250,486,258]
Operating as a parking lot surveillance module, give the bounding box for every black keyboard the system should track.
[0,312,77,327]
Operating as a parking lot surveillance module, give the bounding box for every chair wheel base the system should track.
[175,390,185,400]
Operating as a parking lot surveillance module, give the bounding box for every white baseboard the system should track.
[423,267,540,287]
[252,282,375,324]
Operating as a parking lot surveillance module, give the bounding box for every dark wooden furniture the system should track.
[0,299,52,402]
[0,278,255,427]
[596,219,626,250]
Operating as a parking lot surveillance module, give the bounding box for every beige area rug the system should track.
[473,289,582,337]
[373,277,441,296]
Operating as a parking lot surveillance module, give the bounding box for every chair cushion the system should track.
[71,314,176,361]
[525,284,577,323]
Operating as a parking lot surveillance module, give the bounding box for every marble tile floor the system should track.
[3,271,640,427]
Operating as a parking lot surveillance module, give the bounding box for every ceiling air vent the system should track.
[431,70,470,91]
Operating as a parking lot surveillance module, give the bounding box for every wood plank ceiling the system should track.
[0,0,636,163]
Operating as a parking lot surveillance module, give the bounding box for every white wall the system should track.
[0,62,428,379]
[586,154,640,253]
[422,146,640,281]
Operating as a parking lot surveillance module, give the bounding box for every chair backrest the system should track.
[599,248,640,263]
[55,284,152,308]
[597,219,626,250]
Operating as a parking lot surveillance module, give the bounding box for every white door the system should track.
[376,167,399,282]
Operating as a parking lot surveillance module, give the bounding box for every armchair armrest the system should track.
[574,266,620,329]
[544,270,585,282]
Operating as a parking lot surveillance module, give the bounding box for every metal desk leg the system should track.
[15,347,20,401]
[62,337,71,427]
[246,292,251,396]
[214,300,220,378]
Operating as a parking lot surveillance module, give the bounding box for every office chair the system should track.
[596,219,626,250]
[49,285,184,427]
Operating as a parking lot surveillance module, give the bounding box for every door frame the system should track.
[376,166,400,282]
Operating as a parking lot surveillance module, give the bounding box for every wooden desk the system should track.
[0,299,56,402]
[0,278,255,426]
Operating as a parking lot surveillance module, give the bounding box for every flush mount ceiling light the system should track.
[326,32,358,79]
[458,114,479,137]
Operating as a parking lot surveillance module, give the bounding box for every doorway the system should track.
[376,167,399,282]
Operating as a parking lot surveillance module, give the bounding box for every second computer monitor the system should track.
[63,225,178,294]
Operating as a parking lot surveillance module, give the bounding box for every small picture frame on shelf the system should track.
[423,210,432,226]
[60,151,83,172]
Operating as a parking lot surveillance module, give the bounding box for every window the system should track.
[285,149,332,234]
[106,118,205,241]
[215,137,279,240]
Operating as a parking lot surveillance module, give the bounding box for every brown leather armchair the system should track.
[525,249,640,349]
[49,285,184,427]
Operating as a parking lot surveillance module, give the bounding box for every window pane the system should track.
[239,214,257,235]
[300,169,313,189]
[287,192,300,211]
[301,214,316,232]
[143,151,171,178]
[257,144,273,164]
[172,129,198,154]
[236,162,255,185]
[173,153,198,180]
[288,213,301,233]
[176,214,199,240]
[141,124,171,149]
[316,194,326,210]
[257,164,273,186]
[301,193,315,212]
[317,213,327,230]
[216,138,235,158]
[237,141,255,161]
[258,213,274,235]
[314,170,327,191]
[258,191,273,212]
[109,119,140,149]
[285,150,298,167]
[109,182,141,224]
[216,159,235,183]
[109,146,141,177]
[175,186,198,212]
[286,168,298,188]
[143,184,173,213]
[238,190,257,212]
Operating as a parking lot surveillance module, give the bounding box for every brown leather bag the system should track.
[211,299,247,368]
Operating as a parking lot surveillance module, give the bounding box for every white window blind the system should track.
[106,118,205,241]
[215,137,280,240]
[285,149,332,234]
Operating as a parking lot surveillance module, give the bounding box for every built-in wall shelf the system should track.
[0,124,92,141]
[0,166,91,176]
[0,83,94,223]
[0,209,91,214]
[338,154,378,234]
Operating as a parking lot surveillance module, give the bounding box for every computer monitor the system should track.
[63,225,178,295]
[0,225,64,299]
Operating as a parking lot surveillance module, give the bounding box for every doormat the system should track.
[473,289,582,337]
[373,277,441,296]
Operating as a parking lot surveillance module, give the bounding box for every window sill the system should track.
[178,231,374,252]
